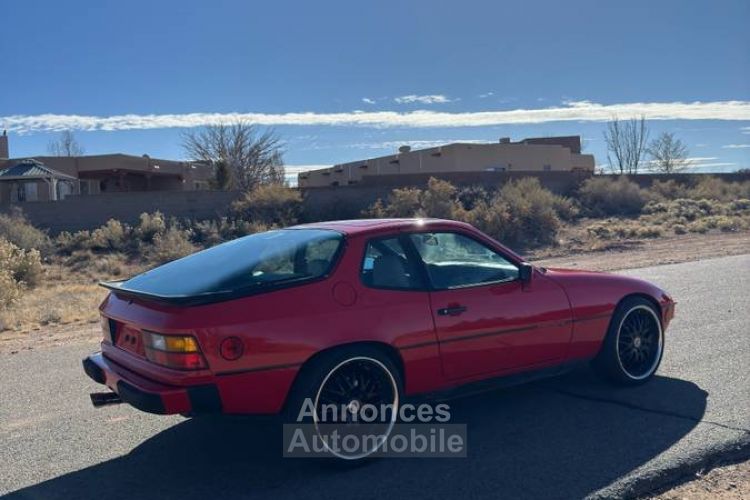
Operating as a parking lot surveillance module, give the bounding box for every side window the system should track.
[361,237,422,290]
[409,232,519,289]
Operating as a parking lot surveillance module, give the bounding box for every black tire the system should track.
[593,297,664,386]
[283,346,402,460]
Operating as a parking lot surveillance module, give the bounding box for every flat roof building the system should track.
[298,136,595,188]
[0,132,213,203]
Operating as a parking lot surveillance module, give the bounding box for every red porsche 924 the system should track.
[84,218,675,455]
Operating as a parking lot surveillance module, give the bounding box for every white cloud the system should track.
[722,144,750,149]
[478,92,494,99]
[2,100,750,134]
[394,94,452,104]
[741,127,750,134]
[361,98,376,105]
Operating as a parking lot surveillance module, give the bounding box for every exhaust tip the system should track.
[90,391,122,407]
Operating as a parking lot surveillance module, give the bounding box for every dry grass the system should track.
[0,255,145,335]
[0,281,105,333]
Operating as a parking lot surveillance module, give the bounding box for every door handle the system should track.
[437,305,467,316]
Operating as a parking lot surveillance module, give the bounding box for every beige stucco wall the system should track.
[299,142,596,188]
[29,155,213,192]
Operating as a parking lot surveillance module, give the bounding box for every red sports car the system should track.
[84,219,674,454]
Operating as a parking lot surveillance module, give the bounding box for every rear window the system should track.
[120,229,343,298]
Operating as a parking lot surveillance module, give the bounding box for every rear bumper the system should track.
[83,352,221,415]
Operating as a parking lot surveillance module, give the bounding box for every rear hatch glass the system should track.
[108,229,343,303]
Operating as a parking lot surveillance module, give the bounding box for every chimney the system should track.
[0,130,8,159]
[398,145,411,154]
[499,137,511,144]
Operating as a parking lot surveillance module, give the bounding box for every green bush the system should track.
[232,185,302,226]
[0,209,51,254]
[578,177,646,217]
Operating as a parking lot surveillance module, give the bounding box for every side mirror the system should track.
[519,263,533,283]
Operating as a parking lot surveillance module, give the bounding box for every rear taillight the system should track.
[142,331,207,370]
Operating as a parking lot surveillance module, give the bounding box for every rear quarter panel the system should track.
[100,232,440,413]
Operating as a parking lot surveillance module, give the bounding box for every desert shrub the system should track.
[0,209,51,254]
[578,177,646,217]
[705,215,743,232]
[667,199,714,221]
[728,199,750,213]
[551,196,580,221]
[637,226,663,238]
[232,185,302,226]
[420,178,461,219]
[672,224,687,235]
[149,227,196,264]
[91,219,129,252]
[687,177,736,201]
[134,212,167,243]
[365,187,423,218]
[0,238,43,291]
[56,230,94,254]
[191,220,224,247]
[470,178,561,248]
[456,185,489,211]
[688,220,709,233]
[0,268,22,310]
[648,179,688,200]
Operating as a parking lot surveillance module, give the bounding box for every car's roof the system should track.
[291,218,472,235]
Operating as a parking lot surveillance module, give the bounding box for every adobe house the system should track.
[299,136,595,187]
[0,131,213,203]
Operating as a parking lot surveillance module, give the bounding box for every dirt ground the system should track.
[649,459,750,499]
[529,230,750,272]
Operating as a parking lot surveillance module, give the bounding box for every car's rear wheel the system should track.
[593,297,664,385]
[285,347,401,460]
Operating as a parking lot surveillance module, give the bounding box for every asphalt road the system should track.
[1,254,749,500]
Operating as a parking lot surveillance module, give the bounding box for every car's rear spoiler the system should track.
[99,280,232,307]
[99,275,319,307]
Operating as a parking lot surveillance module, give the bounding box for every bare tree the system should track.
[47,130,85,156]
[647,132,691,173]
[603,116,650,174]
[182,122,285,190]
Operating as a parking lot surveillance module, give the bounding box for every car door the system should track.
[406,231,573,380]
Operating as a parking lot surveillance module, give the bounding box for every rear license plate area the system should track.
[115,324,146,357]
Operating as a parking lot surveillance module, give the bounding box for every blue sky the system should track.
[1,0,749,181]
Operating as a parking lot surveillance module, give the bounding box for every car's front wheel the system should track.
[593,297,664,385]
[285,347,402,460]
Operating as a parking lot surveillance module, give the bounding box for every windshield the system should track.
[120,229,343,298]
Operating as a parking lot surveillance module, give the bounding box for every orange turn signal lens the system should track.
[143,332,207,370]
[145,332,199,353]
